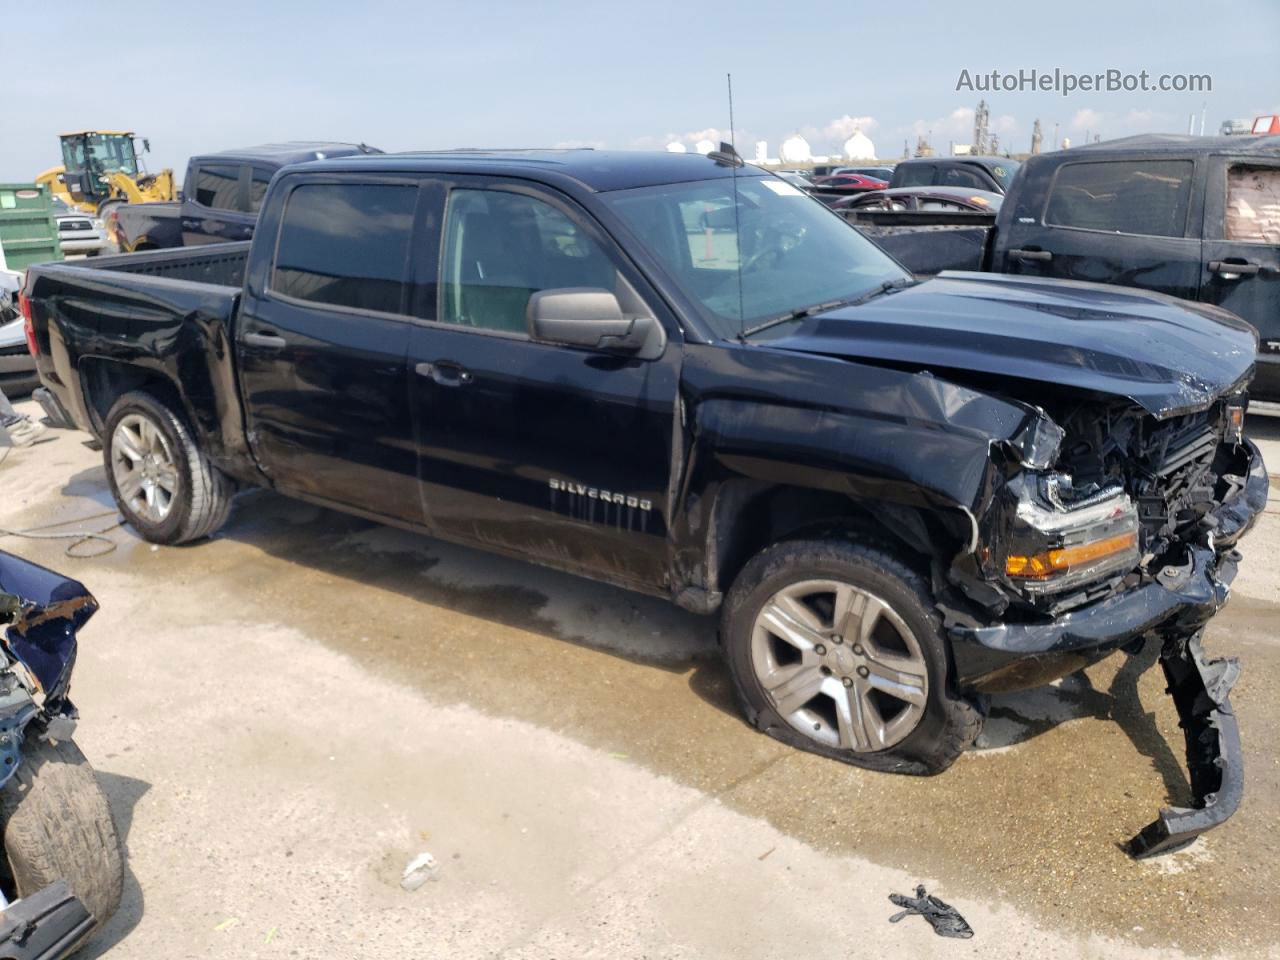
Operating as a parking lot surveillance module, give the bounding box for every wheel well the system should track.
[712,483,968,594]
[79,358,183,436]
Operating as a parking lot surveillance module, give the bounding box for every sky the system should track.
[1,0,1277,181]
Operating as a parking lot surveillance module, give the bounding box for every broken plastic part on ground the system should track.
[888,884,974,938]
[1127,631,1244,858]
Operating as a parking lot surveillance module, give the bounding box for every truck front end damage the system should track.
[947,391,1266,856]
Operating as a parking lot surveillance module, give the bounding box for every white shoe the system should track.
[5,416,48,447]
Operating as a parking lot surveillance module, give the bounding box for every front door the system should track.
[236,177,425,522]
[1201,157,1280,400]
[996,156,1204,301]
[407,181,680,590]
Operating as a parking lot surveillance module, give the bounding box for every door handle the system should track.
[1208,260,1261,278]
[415,361,473,386]
[1009,248,1053,262]
[181,219,200,230]
[243,331,286,350]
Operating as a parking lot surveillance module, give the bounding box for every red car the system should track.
[812,173,888,192]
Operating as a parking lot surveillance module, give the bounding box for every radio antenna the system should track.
[727,72,745,339]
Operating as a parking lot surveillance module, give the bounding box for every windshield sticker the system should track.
[761,180,804,196]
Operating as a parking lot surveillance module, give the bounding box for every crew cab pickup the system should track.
[108,141,381,252]
[22,150,1268,856]
[849,133,1280,401]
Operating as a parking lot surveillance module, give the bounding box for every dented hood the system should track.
[766,272,1257,417]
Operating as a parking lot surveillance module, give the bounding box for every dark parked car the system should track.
[22,149,1267,856]
[109,141,382,252]
[832,185,1003,212]
[861,134,1280,401]
[889,156,1020,194]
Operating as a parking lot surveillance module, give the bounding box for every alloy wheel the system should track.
[111,414,179,524]
[749,579,929,752]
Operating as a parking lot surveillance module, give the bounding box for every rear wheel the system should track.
[103,391,235,544]
[721,538,984,775]
[0,738,123,936]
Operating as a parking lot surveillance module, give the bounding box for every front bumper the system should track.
[950,439,1268,692]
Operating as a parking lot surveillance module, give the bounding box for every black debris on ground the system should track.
[888,885,974,939]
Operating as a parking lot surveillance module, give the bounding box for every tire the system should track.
[721,538,984,775]
[0,738,123,935]
[103,390,235,544]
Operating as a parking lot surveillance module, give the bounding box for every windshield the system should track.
[61,134,138,177]
[601,175,907,339]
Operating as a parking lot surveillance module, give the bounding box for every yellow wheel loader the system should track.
[34,131,176,220]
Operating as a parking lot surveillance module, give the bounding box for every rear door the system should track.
[183,163,256,246]
[1201,158,1280,399]
[405,179,680,589]
[236,176,426,522]
[996,157,1203,300]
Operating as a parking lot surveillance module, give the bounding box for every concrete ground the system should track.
[1,402,1278,959]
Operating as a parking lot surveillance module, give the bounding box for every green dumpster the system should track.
[0,183,63,272]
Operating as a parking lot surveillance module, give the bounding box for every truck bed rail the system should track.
[73,241,250,288]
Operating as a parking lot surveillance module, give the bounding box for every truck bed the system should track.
[23,242,250,461]
[841,210,995,276]
[79,241,249,287]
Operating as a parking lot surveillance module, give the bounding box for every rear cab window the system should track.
[1044,159,1194,237]
[270,182,417,315]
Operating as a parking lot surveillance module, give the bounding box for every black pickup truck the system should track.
[849,134,1280,401]
[109,141,381,252]
[21,149,1268,856]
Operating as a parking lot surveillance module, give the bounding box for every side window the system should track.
[193,164,244,211]
[895,164,935,187]
[940,166,987,190]
[1044,160,1194,237]
[439,189,616,334]
[248,167,274,214]
[1223,166,1280,244]
[271,182,417,314]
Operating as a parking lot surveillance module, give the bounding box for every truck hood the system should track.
[765,272,1257,417]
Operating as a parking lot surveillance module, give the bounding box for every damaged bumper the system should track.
[0,552,96,787]
[950,440,1267,691]
[948,439,1266,855]
[1128,632,1243,857]
[0,881,95,960]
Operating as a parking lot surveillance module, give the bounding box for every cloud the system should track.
[1069,108,1104,131]
[820,114,878,142]
[908,107,973,140]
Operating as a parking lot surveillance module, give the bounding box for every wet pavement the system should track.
[1,405,1278,958]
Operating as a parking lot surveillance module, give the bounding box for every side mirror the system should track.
[528,288,661,356]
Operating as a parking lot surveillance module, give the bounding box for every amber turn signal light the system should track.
[1005,531,1138,580]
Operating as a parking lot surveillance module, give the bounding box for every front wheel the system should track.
[103,390,235,544]
[0,738,123,937]
[721,538,984,775]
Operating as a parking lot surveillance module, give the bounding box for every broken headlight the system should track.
[997,473,1140,595]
